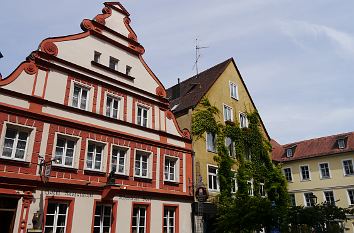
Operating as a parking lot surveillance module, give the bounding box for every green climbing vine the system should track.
[192,97,288,232]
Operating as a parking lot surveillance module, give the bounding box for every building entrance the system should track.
[0,196,19,233]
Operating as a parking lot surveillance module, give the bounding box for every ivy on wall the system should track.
[192,97,288,232]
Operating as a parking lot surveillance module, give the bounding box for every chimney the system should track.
[171,78,181,99]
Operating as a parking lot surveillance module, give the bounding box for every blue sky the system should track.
[1,0,354,144]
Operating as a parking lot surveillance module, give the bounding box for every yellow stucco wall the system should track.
[175,62,269,197]
[282,153,354,232]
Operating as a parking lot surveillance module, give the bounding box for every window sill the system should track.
[91,61,135,81]
[52,165,78,173]
[320,177,331,180]
[344,174,354,177]
[207,150,217,154]
[84,169,107,176]
[0,157,30,167]
[163,180,180,186]
[208,189,219,193]
[231,96,239,101]
[300,179,311,182]
[112,172,130,179]
[133,176,152,182]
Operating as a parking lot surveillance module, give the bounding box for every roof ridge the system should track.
[281,131,353,147]
[168,57,232,89]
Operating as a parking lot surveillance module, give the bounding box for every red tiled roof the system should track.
[271,132,354,162]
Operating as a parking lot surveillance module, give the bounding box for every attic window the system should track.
[171,104,179,111]
[286,148,294,158]
[109,57,119,70]
[126,65,132,76]
[338,138,346,149]
[94,51,101,63]
[187,83,199,94]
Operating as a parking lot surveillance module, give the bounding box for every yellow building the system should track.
[272,133,354,232]
[167,58,270,231]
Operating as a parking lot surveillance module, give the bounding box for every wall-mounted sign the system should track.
[195,186,208,202]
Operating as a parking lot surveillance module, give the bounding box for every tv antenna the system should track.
[193,38,208,78]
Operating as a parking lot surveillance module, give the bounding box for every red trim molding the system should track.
[17,191,33,233]
[43,196,75,233]
[130,202,151,233]
[162,204,179,233]
[90,199,118,233]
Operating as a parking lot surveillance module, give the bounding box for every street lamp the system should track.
[38,155,61,180]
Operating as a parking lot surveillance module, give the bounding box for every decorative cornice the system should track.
[166,110,173,120]
[182,129,191,140]
[94,6,112,25]
[156,86,167,98]
[24,62,38,75]
[40,41,58,56]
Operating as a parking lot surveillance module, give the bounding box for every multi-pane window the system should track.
[343,160,354,176]
[304,192,316,207]
[319,163,331,179]
[283,168,293,182]
[348,189,354,205]
[1,127,29,160]
[72,84,89,110]
[86,143,103,171]
[239,112,248,128]
[126,65,132,76]
[259,183,266,197]
[137,106,148,127]
[106,96,120,119]
[225,137,235,157]
[286,148,293,157]
[300,165,310,180]
[93,204,112,233]
[324,191,335,206]
[54,137,75,167]
[132,206,147,233]
[94,51,101,63]
[247,179,254,196]
[44,202,68,233]
[135,151,149,178]
[208,166,219,191]
[164,157,178,182]
[163,207,176,233]
[229,82,238,100]
[109,57,119,70]
[206,132,216,152]
[111,147,127,175]
[289,194,296,206]
[338,139,345,149]
[223,105,233,122]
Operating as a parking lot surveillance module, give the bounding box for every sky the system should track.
[1,0,354,144]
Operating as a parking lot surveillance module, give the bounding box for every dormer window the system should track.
[109,57,119,70]
[94,51,101,63]
[286,148,293,157]
[126,65,132,76]
[337,138,346,149]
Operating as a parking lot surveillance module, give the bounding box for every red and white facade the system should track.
[0,2,193,233]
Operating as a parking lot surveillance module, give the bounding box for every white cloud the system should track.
[278,20,354,55]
